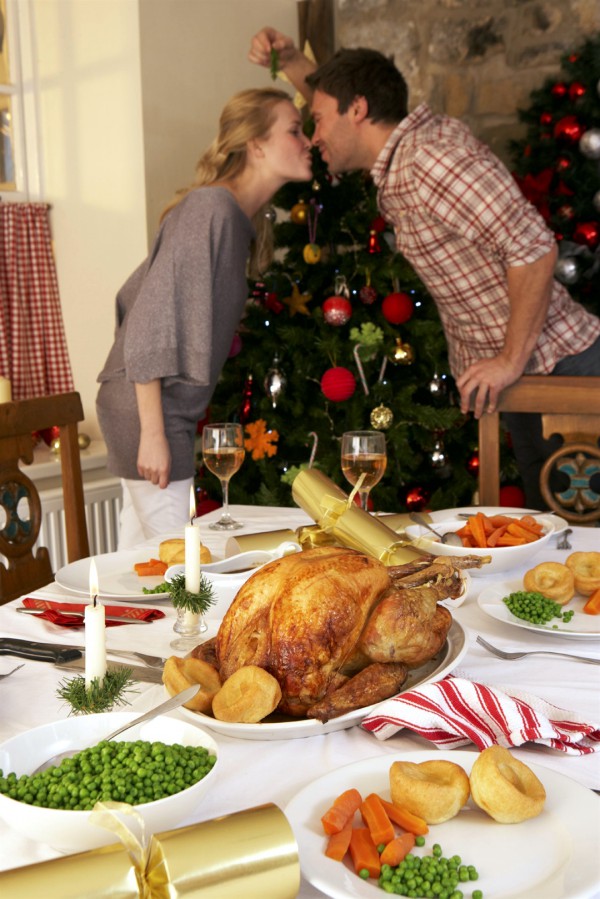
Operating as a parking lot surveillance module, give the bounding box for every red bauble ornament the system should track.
[228,333,242,357]
[367,230,381,254]
[382,292,414,325]
[550,82,568,99]
[405,486,430,512]
[569,82,586,102]
[238,373,254,424]
[573,221,600,250]
[323,295,352,326]
[466,451,480,476]
[499,485,526,508]
[37,426,60,446]
[553,115,585,144]
[539,112,552,126]
[371,215,387,233]
[359,284,378,305]
[320,367,356,402]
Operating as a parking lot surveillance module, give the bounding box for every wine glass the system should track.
[202,423,245,530]
[341,430,387,512]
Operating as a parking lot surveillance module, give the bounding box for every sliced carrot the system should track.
[325,821,353,861]
[378,797,429,835]
[506,522,542,541]
[360,793,395,847]
[321,788,363,835]
[496,534,527,546]
[469,512,488,548]
[583,587,600,615]
[486,525,508,547]
[379,832,416,867]
[134,558,168,576]
[349,827,381,878]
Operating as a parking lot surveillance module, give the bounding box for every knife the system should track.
[56,657,165,684]
[0,637,82,664]
[17,608,151,625]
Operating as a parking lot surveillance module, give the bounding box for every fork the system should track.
[556,528,573,550]
[0,663,25,680]
[476,635,600,666]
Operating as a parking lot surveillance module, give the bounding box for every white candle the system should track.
[85,559,106,689]
[0,377,12,403]
[185,485,201,594]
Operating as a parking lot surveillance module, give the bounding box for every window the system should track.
[0,0,40,200]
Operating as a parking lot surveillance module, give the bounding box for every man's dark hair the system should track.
[305,47,408,123]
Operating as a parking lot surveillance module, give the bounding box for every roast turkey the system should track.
[195,545,487,722]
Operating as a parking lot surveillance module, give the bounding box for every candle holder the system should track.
[168,572,216,651]
[171,606,207,650]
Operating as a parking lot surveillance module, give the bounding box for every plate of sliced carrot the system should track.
[405,513,557,576]
[55,551,173,599]
[284,751,600,899]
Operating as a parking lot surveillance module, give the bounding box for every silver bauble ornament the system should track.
[430,439,447,469]
[264,354,287,408]
[264,205,277,223]
[77,432,91,449]
[554,256,580,285]
[579,128,600,159]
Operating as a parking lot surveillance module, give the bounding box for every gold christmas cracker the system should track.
[0,803,299,898]
[291,469,427,563]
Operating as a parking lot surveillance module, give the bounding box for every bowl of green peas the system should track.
[0,711,219,853]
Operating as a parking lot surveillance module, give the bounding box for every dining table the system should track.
[0,503,599,897]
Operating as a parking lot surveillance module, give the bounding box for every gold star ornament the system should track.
[283,283,313,317]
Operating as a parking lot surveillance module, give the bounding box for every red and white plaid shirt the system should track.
[371,104,600,377]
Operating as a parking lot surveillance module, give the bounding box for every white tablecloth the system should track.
[1,505,599,895]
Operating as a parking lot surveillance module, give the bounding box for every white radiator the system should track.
[36,477,123,572]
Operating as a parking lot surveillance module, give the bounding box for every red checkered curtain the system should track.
[0,202,74,399]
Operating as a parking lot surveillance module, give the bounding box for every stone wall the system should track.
[336,0,600,162]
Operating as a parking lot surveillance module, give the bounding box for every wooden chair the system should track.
[0,392,90,604]
[478,375,600,524]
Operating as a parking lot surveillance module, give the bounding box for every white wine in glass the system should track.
[202,423,245,530]
[341,430,387,512]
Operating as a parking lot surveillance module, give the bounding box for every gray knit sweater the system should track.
[96,187,254,480]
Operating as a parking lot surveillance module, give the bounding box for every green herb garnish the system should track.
[142,581,172,594]
[56,668,137,714]
[270,47,279,80]
[168,572,216,615]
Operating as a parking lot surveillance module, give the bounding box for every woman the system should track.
[97,88,313,548]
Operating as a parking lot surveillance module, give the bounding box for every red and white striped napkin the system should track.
[361,675,600,755]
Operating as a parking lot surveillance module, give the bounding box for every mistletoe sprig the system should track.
[168,572,216,615]
[57,668,137,715]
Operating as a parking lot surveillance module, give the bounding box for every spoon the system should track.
[408,512,463,546]
[33,684,200,774]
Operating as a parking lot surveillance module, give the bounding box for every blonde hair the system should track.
[161,87,294,275]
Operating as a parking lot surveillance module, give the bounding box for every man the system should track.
[249,27,600,509]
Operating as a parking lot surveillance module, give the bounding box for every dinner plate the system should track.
[284,750,600,899]
[55,551,171,599]
[478,579,600,638]
[176,619,467,740]
[430,506,570,537]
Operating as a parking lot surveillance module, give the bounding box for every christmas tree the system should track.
[510,35,600,312]
[198,147,483,513]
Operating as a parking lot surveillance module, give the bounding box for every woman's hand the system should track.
[134,380,171,487]
[137,430,171,488]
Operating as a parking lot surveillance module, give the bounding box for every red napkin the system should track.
[22,598,166,628]
[361,675,600,756]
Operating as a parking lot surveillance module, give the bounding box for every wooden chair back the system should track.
[478,375,600,524]
[0,392,90,603]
